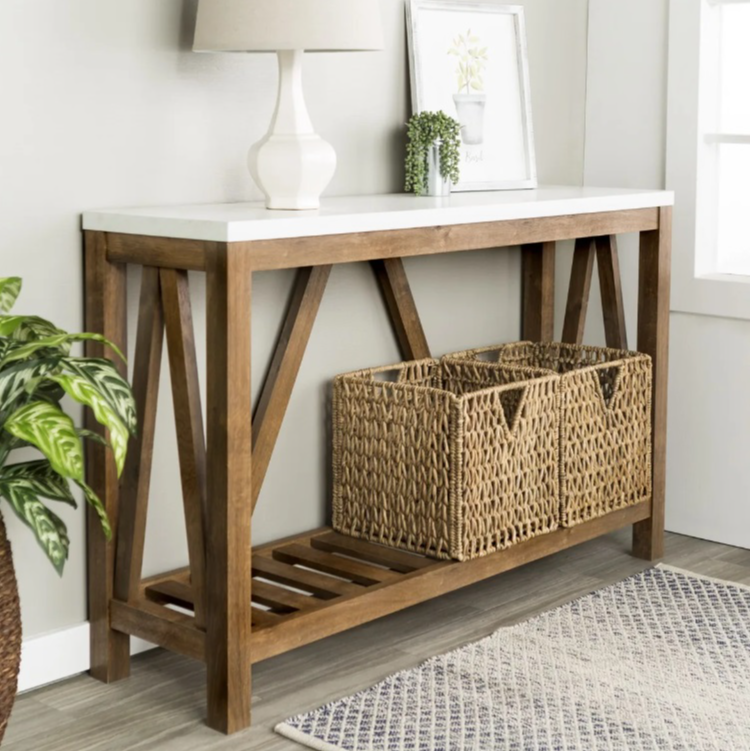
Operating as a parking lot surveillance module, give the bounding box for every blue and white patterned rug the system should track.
[275,565,750,750]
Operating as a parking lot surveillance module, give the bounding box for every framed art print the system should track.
[406,0,537,191]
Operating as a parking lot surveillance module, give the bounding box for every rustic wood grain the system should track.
[252,265,331,511]
[371,258,431,360]
[205,242,253,733]
[251,581,321,613]
[83,230,130,683]
[110,599,205,662]
[521,241,556,341]
[160,269,208,627]
[633,207,671,560]
[273,544,400,586]
[107,233,206,271]
[241,209,658,271]
[562,237,596,344]
[251,555,361,599]
[251,503,651,662]
[113,268,164,620]
[595,235,629,349]
[311,533,438,573]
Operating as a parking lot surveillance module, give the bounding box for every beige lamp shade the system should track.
[193,0,384,52]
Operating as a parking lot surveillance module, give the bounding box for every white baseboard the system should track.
[18,623,156,693]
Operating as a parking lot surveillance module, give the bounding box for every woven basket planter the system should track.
[0,515,22,745]
[446,342,653,527]
[332,358,560,561]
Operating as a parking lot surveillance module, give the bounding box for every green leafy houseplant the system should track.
[404,110,461,196]
[0,276,136,575]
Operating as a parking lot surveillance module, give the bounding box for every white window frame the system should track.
[666,0,749,320]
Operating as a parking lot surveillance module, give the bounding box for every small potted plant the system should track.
[0,276,136,743]
[404,110,461,197]
[448,30,489,145]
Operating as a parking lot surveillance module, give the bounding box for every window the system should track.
[666,0,750,320]
[697,0,750,277]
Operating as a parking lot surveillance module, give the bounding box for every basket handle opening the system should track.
[371,369,402,384]
[499,385,526,436]
[596,365,622,409]
[473,348,503,363]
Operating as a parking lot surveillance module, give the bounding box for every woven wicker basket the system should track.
[1,515,22,745]
[332,358,560,561]
[446,342,653,527]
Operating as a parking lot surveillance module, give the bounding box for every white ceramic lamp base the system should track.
[248,50,336,211]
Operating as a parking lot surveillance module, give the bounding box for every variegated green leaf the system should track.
[25,376,66,406]
[0,482,69,574]
[46,374,128,475]
[0,460,77,506]
[0,316,23,337]
[3,401,84,480]
[62,357,136,435]
[0,357,61,416]
[0,314,66,342]
[0,277,22,313]
[2,333,125,366]
[77,427,110,447]
[75,479,111,539]
[0,339,13,362]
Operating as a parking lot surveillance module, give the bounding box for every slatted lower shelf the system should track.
[111,501,650,665]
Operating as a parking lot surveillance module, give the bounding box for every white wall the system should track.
[584,0,750,548]
[0,0,588,644]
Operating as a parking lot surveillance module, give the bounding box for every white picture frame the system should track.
[406,0,537,191]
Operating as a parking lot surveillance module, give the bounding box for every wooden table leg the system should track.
[205,243,253,733]
[521,241,556,341]
[84,231,130,682]
[633,207,671,560]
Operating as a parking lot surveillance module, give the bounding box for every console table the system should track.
[82,186,673,734]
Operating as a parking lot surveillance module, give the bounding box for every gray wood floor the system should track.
[5,529,748,751]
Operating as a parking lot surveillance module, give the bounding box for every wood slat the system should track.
[633,207,671,560]
[252,265,331,510]
[140,566,191,591]
[250,503,651,663]
[111,599,205,663]
[273,544,399,586]
[521,241,556,341]
[253,526,329,555]
[145,579,196,610]
[250,607,280,629]
[160,269,208,627]
[205,242,253,733]
[371,258,431,360]
[251,580,319,613]
[311,533,438,573]
[251,555,360,599]
[242,209,659,271]
[595,234,629,349]
[562,237,596,344]
[84,230,130,683]
[113,268,163,612]
[107,233,206,271]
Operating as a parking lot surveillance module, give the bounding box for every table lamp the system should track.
[194,0,383,210]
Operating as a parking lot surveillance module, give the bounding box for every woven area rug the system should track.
[275,565,750,750]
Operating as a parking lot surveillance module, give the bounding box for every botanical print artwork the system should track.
[448,30,489,145]
[407,1,537,190]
